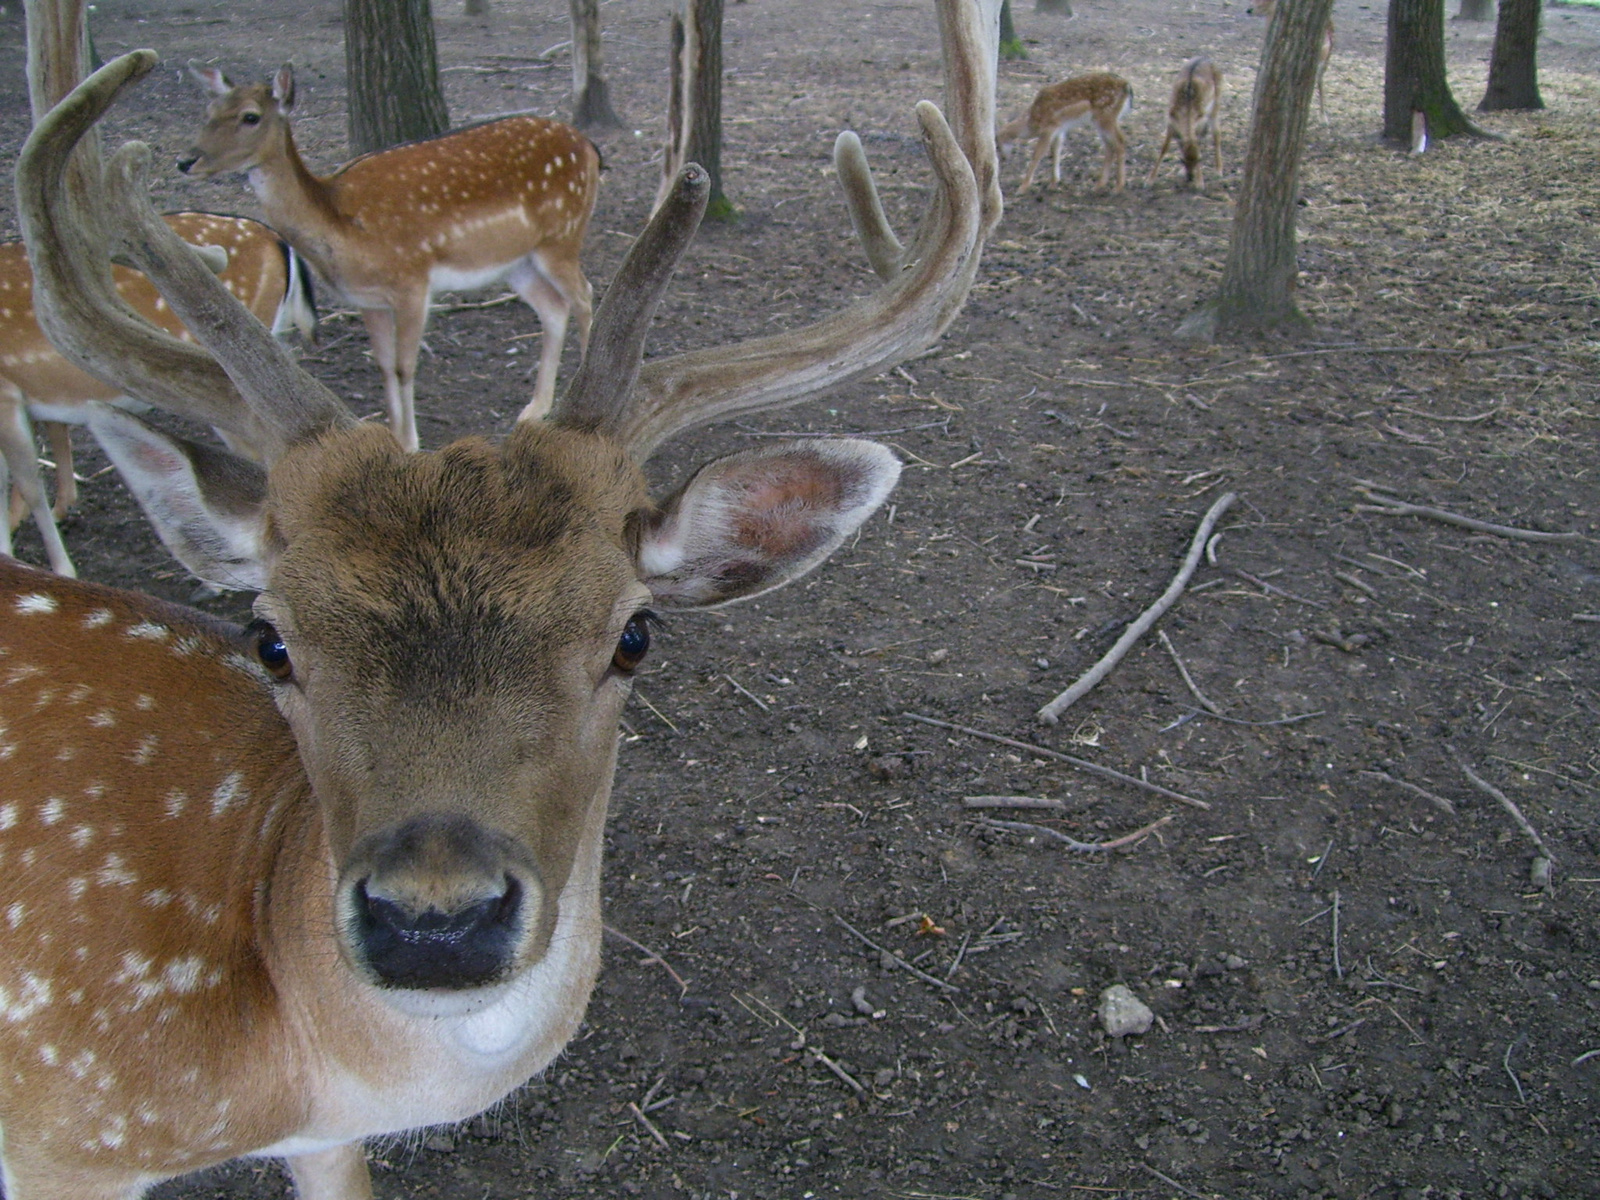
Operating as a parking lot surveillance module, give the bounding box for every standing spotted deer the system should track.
[179,64,600,453]
[0,0,1001,1195]
[0,211,313,577]
[1249,0,1333,124]
[996,71,1134,193]
[1146,58,1224,189]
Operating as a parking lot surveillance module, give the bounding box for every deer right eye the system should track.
[247,620,293,681]
[241,112,261,126]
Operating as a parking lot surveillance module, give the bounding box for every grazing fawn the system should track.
[996,71,1134,193]
[0,0,1001,1192]
[1147,57,1224,188]
[1249,0,1333,124]
[179,64,600,453]
[0,211,313,577]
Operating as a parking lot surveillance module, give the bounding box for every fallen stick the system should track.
[977,813,1173,852]
[1360,769,1457,816]
[829,911,961,994]
[1157,629,1221,714]
[1039,493,1238,725]
[962,795,1067,810]
[903,712,1210,809]
[1353,487,1581,544]
[604,924,690,997]
[1446,746,1556,861]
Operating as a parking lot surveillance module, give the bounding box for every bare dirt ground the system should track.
[1,0,1598,1197]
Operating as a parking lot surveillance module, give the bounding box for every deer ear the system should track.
[272,64,296,110]
[86,406,272,593]
[187,63,232,96]
[638,440,900,609]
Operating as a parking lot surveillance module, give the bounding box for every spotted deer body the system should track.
[179,65,600,452]
[1147,58,1224,188]
[0,211,312,576]
[996,71,1133,193]
[1,0,1002,1193]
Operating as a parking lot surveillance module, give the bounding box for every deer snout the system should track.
[176,150,206,175]
[339,815,544,992]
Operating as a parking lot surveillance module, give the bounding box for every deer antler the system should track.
[559,0,1002,460]
[16,50,351,460]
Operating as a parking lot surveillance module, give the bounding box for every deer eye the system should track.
[612,611,657,674]
[241,111,261,126]
[247,619,293,681]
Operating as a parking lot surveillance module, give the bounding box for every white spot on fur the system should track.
[211,772,246,818]
[82,608,114,629]
[70,826,94,849]
[96,854,136,887]
[0,802,16,829]
[39,797,64,825]
[89,710,117,728]
[0,972,54,1022]
[14,593,58,615]
[125,622,169,641]
[130,734,159,765]
[163,790,187,819]
[6,901,23,928]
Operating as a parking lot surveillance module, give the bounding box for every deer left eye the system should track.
[246,619,293,681]
[612,611,656,674]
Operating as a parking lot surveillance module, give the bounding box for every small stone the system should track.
[927,647,950,664]
[1224,953,1248,971]
[423,1132,455,1153]
[1097,983,1154,1037]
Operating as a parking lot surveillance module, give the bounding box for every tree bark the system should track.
[999,0,1026,59]
[1480,0,1543,111]
[344,0,450,156]
[1176,0,1335,341]
[570,0,623,129]
[657,0,732,219]
[463,0,488,14]
[1035,0,1073,16]
[1454,0,1493,20]
[23,0,101,225]
[1383,0,1482,143]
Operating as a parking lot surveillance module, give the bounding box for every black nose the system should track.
[353,875,523,990]
[176,154,198,174]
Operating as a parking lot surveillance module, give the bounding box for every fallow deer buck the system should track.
[996,71,1134,193]
[1249,0,1333,124]
[0,0,1001,1195]
[1146,58,1224,189]
[178,63,600,453]
[0,211,314,577]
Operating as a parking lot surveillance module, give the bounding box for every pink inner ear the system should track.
[729,462,848,556]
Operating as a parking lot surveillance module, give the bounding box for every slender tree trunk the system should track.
[1383,0,1482,143]
[464,0,488,16]
[999,0,1026,59]
[1454,0,1493,20]
[1480,0,1543,110]
[23,0,100,223]
[657,0,732,219]
[570,0,623,128]
[344,0,450,156]
[1035,0,1073,16]
[1176,0,1335,341]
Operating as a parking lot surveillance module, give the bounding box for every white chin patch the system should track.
[375,980,513,1020]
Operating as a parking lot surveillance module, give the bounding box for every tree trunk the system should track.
[1454,0,1493,20]
[1383,0,1482,143]
[657,0,733,220]
[23,0,101,225]
[570,0,623,129]
[1176,0,1335,341]
[999,0,1026,59]
[1480,0,1543,111]
[1035,0,1073,16]
[463,0,488,15]
[344,0,450,156]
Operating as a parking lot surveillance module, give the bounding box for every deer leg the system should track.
[1020,135,1051,192]
[286,1143,375,1200]
[1106,127,1127,192]
[45,420,76,517]
[1146,127,1175,186]
[1213,117,1224,175]
[1051,129,1066,184]
[508,256,579,424]
[0,387,74,576]
[357,305,421,453]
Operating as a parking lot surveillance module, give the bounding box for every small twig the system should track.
[1354,487,1581,544]
[1392,403,1503,424]
[1235,568,1329,609]
[1574,614,1600,624]
[723,673,771,712]
[903,713,1209,809]
[1312,840,1334,880]
[1447,747,1556,861]
[1572,1049,1600,1067]
[809,1048,866,1094]
[945,930,972,980]
[1157,629,1221,714]
[962,795,1067,810]
[1137,1162,1211,1200]
[627,1102,670,1149]
[1360,769,1457,816]
[976,813,1174,852]
[1503,1033,1529,1105]
[1334,570,1379,599]
[1177,707,1325,728]
[604,925,690,997]
[631,689,680,733]
[829,911,961,993]
[1039,493,1237,724]
[1331,889,1343,980]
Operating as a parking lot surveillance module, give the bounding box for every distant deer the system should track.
[1147,58,1224,188]
[0,0,1000,1192]
[179,64,600,452]
[996,71,1134,193]
[0,211,313,577]
[1249,0,1333,124]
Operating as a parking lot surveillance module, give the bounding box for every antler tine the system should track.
[550,164,709,434]
[608,0,1001,462]
[16,51,351,461]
